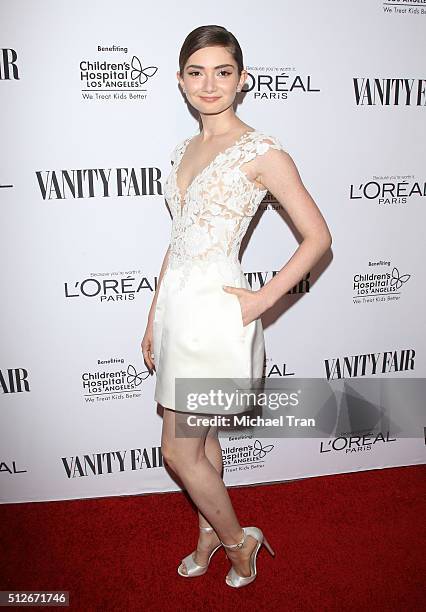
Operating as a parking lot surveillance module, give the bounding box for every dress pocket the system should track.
[231,291,259,332]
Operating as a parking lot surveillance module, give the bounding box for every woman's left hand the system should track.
[222,285,268,327]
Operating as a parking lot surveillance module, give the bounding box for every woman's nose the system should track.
[203,75,217,92]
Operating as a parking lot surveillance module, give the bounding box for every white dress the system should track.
[153,129,285,414]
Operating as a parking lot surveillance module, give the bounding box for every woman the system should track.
[141,25,332,588]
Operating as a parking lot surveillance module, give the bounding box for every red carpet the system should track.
[1,465,424,611]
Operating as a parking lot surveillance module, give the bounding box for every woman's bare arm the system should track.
[254,147,332,309]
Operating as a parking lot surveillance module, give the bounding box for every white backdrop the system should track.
[1,0,425,503]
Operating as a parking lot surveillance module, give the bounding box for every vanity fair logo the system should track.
[222,439,275,473]
[82,358,150,400]
[0,48,19,80]
[350,174,424,206]
[0,460,27,476]
[1,368,31,394]
[242,65,319,101]
[1,49,19,191]
[319,430,396,455]
[353,261,411,303]
[324,348,415,379]
[64,270,158,303]
[245,270,310,295]
[35,167,163,199]
[353,77,426,105]
[62,446,163,478]
[80,44,158,101]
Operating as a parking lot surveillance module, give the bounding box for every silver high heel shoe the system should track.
[177,525,222,577]
[221,526,275,588]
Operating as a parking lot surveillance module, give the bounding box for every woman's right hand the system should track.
[141,320,155,374]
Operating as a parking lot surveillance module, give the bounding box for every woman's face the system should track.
[177,45,247,114]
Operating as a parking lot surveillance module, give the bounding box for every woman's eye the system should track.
[187,70,232,77]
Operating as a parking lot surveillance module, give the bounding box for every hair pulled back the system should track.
[179,25,244,76]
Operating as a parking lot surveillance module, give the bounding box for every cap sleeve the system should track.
[169,143,178,166]
[256,133,286,154]
[170,137,191,166]
[238,132,287,166]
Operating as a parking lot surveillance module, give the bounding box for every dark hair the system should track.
[179,25,243,76]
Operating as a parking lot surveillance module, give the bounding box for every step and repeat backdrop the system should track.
[1,0,425,503]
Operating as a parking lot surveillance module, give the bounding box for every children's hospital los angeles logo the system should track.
[222,438,275,474]
[82,358,151,403]
[352,261,412,304]
[80,44,158,101]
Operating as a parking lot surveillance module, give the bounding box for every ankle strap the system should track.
[220,528,245,550]
[199,526,214,532]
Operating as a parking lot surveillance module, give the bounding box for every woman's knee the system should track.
[161,438,185,470]
[161,439,204,472]
[161,439,178,467]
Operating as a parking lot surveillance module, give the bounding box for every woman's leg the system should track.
[198,423,223,528]
[188,425,223,570]
[161,408,257,577]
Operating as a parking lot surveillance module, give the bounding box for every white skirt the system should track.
[152,259,265,415]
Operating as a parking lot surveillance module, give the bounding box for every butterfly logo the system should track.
[389,267,411,291]
[252,439,274,460]
[127,363,150,387]
[130,55,158,85]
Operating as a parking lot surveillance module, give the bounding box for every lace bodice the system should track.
[163,129,285,288]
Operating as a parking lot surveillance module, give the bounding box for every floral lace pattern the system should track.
[163,129,285,289]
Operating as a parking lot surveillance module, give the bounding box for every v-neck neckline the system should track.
[174,128,257,212]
